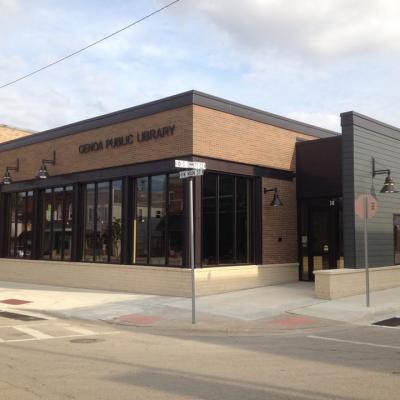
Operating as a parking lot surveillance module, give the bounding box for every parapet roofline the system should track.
[0,90,339,152]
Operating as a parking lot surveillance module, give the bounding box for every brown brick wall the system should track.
[0,125,32,144]
[193,105,315,171]
[0,106,193,182]
[0,104,319,183]
[262,177,298,264]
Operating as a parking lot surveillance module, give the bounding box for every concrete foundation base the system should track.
[314,265,400,299]
[0,259,299,297]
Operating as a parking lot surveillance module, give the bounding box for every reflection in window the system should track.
[84,183,95,261]
[7,191,33,258]
[167,174,183,266]
[41,186,73,261]
[8,193,17,257]
[16,192,26,258]
[63,187,73,260]
[110,180,122,263]
[150,175,166,265]
[83,180,122,263]
[97,182,110,262]
[134,174,183,266]
[42,189,53,259]
[135,177,149,264]
[202,173,252,266]
[52,187,64,260]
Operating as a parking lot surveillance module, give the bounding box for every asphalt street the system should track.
[0,312,398,400]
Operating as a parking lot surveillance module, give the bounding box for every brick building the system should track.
[0,91,398,298]
[0,124,34,144]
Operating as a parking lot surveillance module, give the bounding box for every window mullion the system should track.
[233,177,237,263]
[108,181,112,263]
[165,174,169,266]
[93,183,98,262]
[61,188,66,260]
[216,175,219,265]
[147,177,151,265]
[50,190,54,260]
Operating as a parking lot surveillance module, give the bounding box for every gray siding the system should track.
[341,112,400,268]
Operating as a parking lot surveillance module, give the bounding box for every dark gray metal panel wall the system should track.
[341,112,400,268]
[342,123,356,268]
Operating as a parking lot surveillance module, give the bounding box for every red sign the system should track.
[355,194,378,220]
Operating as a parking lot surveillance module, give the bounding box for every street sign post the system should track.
[355,194,378,307]
[175,160,207,324]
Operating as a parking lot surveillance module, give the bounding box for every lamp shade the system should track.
[380,174,398,193]
[2,170,12,185]
[270,191,283,207]
[37,164,49,179]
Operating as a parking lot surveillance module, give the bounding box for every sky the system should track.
[1,0,400,133]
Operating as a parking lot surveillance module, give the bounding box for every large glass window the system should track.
[83,180,122,263]
[134,174,183,266]
[97,182,110,263]
[135,177,149,264]
[84,183,95,261]
[167,173,183,266]
[7,191,33,258]
[202,173,252,266]
[110,180,123,263]
[150,175,167,265]
[41,186,73,261]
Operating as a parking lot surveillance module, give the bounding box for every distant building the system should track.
[0,124,34,143]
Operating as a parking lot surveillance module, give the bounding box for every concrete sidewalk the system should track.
[0,280,399,331]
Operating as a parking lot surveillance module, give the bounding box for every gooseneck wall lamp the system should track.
[264,187,283,207]
[37,151,56,179]
[372,157,398,193]
[2,159,20,185]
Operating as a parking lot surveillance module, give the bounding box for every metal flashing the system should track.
[341,111,400,141]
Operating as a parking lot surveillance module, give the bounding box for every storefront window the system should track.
[167,173,183,266]
[96,182,110,262]
[7,191,33,258]
[63,187,73,260]
[110,180,122,263]
[41,186,73,261]
[135,177,149,264]
[203,174,217,265]
[83,180,122,263]
[8,193,17,257]
[134,174,183,266]
[150,175,167,265]
[236,177,251,263]
[202,173,252,266]
[84,183,95,261]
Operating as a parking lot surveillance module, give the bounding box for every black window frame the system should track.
[83,179,123,264]
[201,172,254,266]
[40,185,74,261]
[6,190,34,259]
[133,172,184,267]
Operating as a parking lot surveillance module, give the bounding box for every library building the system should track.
[1,90,400,299]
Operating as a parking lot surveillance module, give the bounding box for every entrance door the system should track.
[309,208,337,273]
[299,198,343,281]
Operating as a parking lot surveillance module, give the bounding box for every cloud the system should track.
[184,0,400,63]
[287,111,340,132]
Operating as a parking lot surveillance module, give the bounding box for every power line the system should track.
[0,0,182,89]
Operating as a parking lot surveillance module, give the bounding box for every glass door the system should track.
[299,198,343,281]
